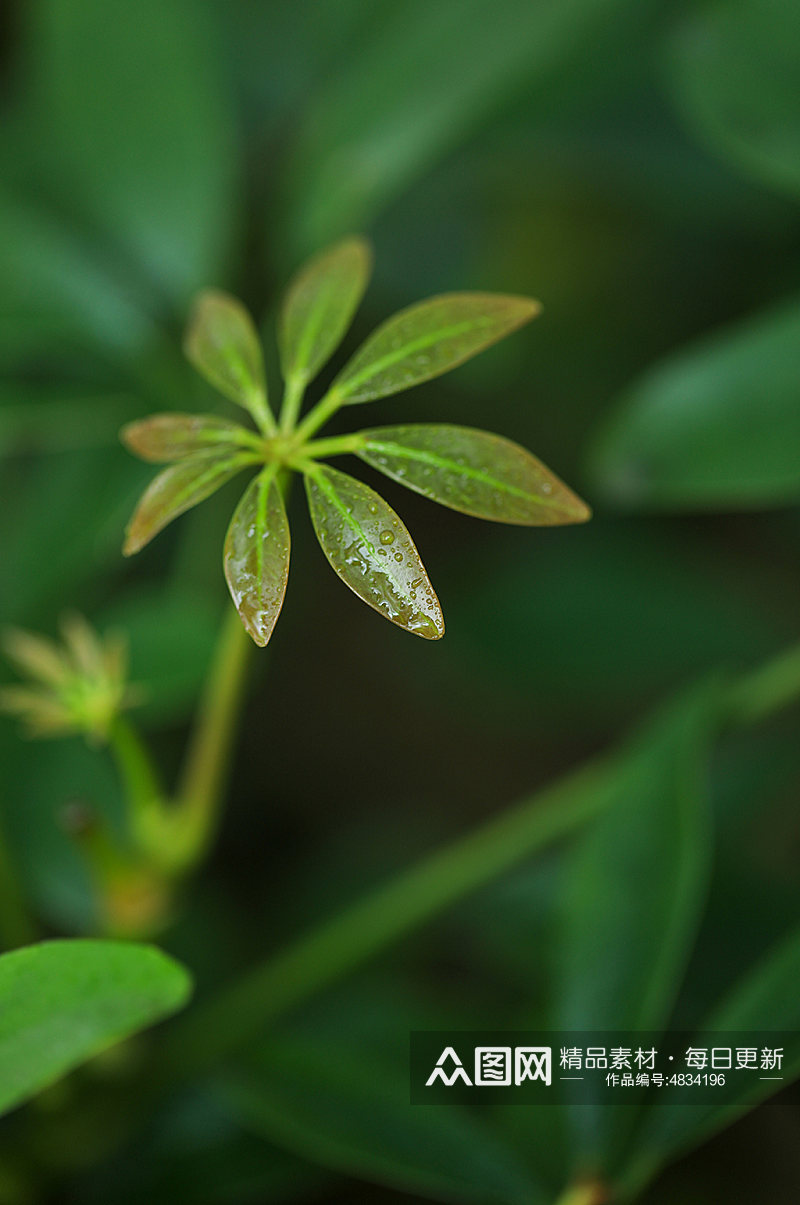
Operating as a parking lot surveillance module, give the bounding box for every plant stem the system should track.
[278,374,306,434]
[163,759,614,1074]
[293,387,344,444]
[108,715,165,828]
[171,604,254,870]
[725,639,800,727]
[300,432,367,460]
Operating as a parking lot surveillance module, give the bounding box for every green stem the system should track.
[108,715,165,828]
[725,639,800,727]
[278,374,307,435]
[163,759,613,1074]
[171,605,254,870]
[300,432,367,460]
[293,387,344,444]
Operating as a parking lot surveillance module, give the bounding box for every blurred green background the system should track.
[1,1,799,1202]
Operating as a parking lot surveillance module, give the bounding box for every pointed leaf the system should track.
[123,451,256,556]
[0,940,191,1117]
[184,291,270,428]
[588,297,800,509]
[357,424,590,525]
[224,467,291,648]
[304,465,444,639]
[619,925,800,1199]
[121,413,261,463]
[667,0,800,200]
[332,293,540,404]
[279,237,372,385]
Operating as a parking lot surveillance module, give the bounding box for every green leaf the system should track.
[357,424,590,525]
[588,297,800,509]
[279,236,372,386]
[224,467,291,648]
[0,939,191,1117]
[123,451,257,556]
[332,293,540,404]
[26,0,238,301]
[618,925,800,1199]
[304,465,444,639]
[184,292,271,430]
[225,1034,543,1205]
[667,0,800,200]
[121,413,261,464]
[553,683,724,1166]
[281,0,648,250]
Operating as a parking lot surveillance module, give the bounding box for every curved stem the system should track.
[108,715,165,826]
[163,759,612,1075]
[172,605,254,869]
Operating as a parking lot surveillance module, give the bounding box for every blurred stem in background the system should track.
[162,639,800,1077]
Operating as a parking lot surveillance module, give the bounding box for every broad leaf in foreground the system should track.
[304,465,444,639]
[357,424,590,525]
[279,236,372,386]
[0,940,191,1118]
[332,293,540,404]
[224,466,291,647]
[123,450,257,555]
[184,291,271,429]
[121,413,260,463]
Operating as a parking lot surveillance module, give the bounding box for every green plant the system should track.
[122,237,589,645]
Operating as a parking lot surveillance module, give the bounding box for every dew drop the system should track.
[379,530,394,545]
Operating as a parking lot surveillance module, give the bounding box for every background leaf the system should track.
[588,297,800,509]
[123,452,257,556]
[666,0,800,200]
[333,293,539,404]
[618,924,800,1200]
[552,683,723,1168]
[25,0,239,302]
[358,424,590,524]
[304,465,444,639]
[224,468,291,648]
[0,940,191,1117]
[279,237,372,386]
[279,0,648,253]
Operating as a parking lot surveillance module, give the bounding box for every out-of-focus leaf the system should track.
[588,298,800,509]
[618,925,800,1200]
[225,1035,544,1205]
[556,684,721,1031]
[97,588,220,725]
[121,413,261,464]
[0,387,135,457]
[184,293,271,430]
[332,293,539,404]
[0,191,155,364]
[279,237,372,386]
[667,0,800,200]
[224,467,291,648]
[552,683,723,1168]
[26,0,238,301]
[357,424,590,524]
[0,940,191,1117]
[304,465,444,639]
[0,450,150,623]
[280,0,647,251]
[123,452,257,556]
